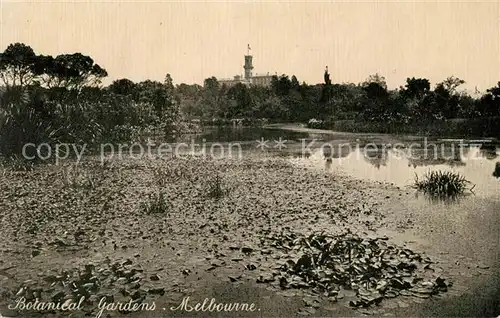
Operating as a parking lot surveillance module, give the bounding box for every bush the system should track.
[414,170,474,197]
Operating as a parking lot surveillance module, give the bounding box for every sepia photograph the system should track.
[0,0,499,317]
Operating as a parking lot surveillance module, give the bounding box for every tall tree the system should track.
[108,78,136,96]
[42,53,107,89]
[363,73,387,90]
[0,43,39,87]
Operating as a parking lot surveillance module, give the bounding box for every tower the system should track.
[324,66,331,85]
[243,44,254,81]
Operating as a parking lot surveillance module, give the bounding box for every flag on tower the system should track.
[248,44,251,52]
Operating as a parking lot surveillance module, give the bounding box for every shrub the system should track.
[414,170,474,197]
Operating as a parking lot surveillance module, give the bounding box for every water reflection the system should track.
[494,162,500,178]
[181,126,500,198]
[307,146,500,198]
[414,190,469,205]
[480,149,498,160]
[363,148,389,169]
[190,127,311,143]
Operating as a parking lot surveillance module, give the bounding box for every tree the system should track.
[363,73,387,90]
[42,53,107,89]
[291,75,300,90]
[401,77,431,100]
[0,43,39,87]
[176,83,202,99]
[476,82,500,117]
[276,75,292,96]
[136,80,177,120]
[164,73,174,91]
[201,77,222,117]
[324,67,332,85]
[440,76,465,95]
[270,75,279,94]
[362,82,389,120]
[320,67,333,104]
[108,78,136,96]
[227,83,252,117]
[203,76,219,91]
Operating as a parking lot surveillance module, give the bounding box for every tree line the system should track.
[1,42,499,159]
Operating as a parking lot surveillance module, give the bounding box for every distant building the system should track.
[219,45,275,87]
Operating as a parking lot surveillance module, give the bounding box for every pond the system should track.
[189,126,500,200]
[187,125,500,316]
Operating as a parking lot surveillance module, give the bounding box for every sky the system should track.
[1,1,499,92]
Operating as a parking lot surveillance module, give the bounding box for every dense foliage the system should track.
[0,43,181,159]
[179,70,500,136]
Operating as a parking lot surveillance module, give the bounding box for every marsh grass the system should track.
[141,191,170,214]
[61,164,98,190]
[1,155,36,172]
[207,174,227,199]
[415,170,474,197]
[152,165,189,187]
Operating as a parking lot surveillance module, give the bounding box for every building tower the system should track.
[243,44,254,81]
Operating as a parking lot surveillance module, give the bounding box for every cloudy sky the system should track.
[1,1,499,91]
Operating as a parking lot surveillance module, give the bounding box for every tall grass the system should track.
[414,170,474,197]
[141,191,170,215]
[60,164,98,190]
[207,174,226,199]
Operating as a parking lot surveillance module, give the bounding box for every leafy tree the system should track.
[362,81,389,120]
[363,73,387,90]
[176,83,202,99]
[108,78,136,96]
[291,75,300,90]
[164,73,174,90]
[401,77,431,100]
[227,83,252,117]
[441,76,465,95]
[270,75,279,94]
[320,67,333,104]
[42,53,107,89]
[476,82,500,117]
[276,75,292,96]
[0,43,39,87]
[200,77,222,117]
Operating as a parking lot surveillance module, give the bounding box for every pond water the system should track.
[306,146,500,198]
[190,126,500,316]
[190,126,500,200]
